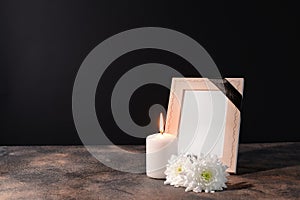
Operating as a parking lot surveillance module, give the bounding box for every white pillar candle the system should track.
[146,113,178,179]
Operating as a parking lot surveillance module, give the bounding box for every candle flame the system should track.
[159,113,164,134]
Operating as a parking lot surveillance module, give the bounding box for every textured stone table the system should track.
[0,143,299,200]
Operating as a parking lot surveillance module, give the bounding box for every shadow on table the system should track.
[0,146,8,156]
[227,182,253,190]
[237,143,300,175]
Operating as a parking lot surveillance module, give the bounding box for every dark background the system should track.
[0,0,299,145]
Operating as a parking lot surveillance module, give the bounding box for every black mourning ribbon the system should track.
[209,79,243,112]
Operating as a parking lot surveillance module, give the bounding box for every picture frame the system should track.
[165,78,244,173]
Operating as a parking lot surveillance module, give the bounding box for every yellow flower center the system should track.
[176,166,182,174]
[201,170,213,182]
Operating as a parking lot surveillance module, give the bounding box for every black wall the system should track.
[0,0,299,145]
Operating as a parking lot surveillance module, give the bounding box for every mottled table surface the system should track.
[0,143,299,200]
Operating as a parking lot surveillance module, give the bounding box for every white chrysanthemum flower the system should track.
[184,154,229,193]
[164,154,193,187]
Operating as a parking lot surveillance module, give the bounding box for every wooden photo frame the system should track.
[165,78,244,173]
